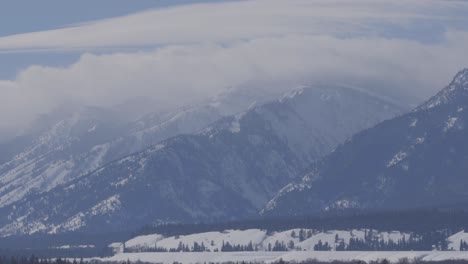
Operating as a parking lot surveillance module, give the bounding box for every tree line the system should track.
[132,209,468,238]
[124,228,453,253]
[4,256,468,264]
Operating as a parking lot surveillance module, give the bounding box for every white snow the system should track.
[444,117,458,132]
[387,151,408,168]
[112,178,130,187]
[0,159,75,207]
[262,181,312,213]
[143,229,266,252]
[447,231,468,251]
[278,251,468,263]
[261,229,301,250]
[50,195,121,233]
[86,143,110,171]
[109,242,125,254]
[279,85,306,102]
[124,229,410,253]
[53,244,95,249]
[304,229,401,248]
[0,218,49,237]
[324,199,360,211]
[229,120,241,133]
[97,251,468,264]
[153,144,166,151]
[100,251,284,264]
[415,137,425,144]
[228,114,244,134]
[419,69,468,110]
[90,195,121,216]
[409,119,418,128]
[57,212,86,232]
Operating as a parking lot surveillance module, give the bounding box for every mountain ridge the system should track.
[264,68,468,217]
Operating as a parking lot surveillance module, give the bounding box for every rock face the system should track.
[264,69,468,217]
[0,84,403,236]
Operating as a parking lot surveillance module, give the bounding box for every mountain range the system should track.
[0,84,403,236]
[3,68,468,238]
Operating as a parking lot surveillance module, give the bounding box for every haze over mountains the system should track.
[0,87,275,209]
[2,68,468,237]
[0,84,404,236]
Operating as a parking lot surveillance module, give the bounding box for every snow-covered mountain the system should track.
[263,68,468,217]
[0,87,277,208]
[0,84,404,236]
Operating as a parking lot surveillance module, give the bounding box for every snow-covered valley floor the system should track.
[97,251,468,264]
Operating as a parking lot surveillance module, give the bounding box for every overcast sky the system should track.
[1,0,468,138]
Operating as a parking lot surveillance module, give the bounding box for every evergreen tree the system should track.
[291,230,297,238]
[287,240,295,250]
[299,229,306,242]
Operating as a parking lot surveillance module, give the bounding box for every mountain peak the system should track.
[452,68,468,88]
[417,68,468,111]
[263,69,468,218]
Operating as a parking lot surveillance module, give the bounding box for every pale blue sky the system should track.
[0,0,228,36]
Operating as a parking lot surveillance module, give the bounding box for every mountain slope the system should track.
[0,107,124,207]
[264,69,468,216]
[0,87,276,208]
[0,85,404,236]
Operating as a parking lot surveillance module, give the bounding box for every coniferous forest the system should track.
[133,210,468,238]
[3,256,468,264]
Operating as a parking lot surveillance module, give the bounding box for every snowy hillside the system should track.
[123,229,411,253]
[447,231,468,251]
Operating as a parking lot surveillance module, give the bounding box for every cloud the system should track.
[0,0,467,52]
[1,0,468,138]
